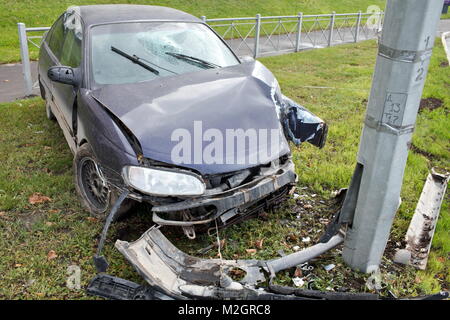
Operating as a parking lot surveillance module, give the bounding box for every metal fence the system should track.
[205,11,383,57]
[17,23,50,96]
[17,11,383,96]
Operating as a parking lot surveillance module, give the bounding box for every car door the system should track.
[44,11,83,153]
[38,23,55,100]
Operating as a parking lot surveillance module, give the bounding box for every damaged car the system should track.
[39,4,327,236]
[30,5,395,300]
[37,5,450,301]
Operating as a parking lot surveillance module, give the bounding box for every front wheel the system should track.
[74,143,133,220]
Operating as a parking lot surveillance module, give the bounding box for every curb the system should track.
[442,31,450,65]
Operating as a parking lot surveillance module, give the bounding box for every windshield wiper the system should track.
[111,46,159,75]
[165,52,221,69]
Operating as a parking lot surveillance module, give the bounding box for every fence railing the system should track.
[205,11,383,57]
[17,11,383,96]
[17,23,50,96]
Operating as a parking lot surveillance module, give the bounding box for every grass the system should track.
[0,0,388,64]
[0,39,448,299]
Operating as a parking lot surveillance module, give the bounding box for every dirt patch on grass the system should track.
[112,203,155,242]
[16,210,44,230]
[409,143,437,161]
[439,61,449,68]
[419,97,443,112]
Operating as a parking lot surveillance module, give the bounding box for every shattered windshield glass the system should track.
[90,22,240,85]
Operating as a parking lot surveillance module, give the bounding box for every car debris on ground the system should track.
[394,170,449,270]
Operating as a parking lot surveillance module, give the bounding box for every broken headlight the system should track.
[122,166,205,196]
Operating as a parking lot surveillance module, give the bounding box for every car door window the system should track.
[48,12,83,66]
[48,16,64,59]
[60,11,83,67]
[60,27,82,67]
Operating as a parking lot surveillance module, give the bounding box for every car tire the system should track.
[74,143,133,221]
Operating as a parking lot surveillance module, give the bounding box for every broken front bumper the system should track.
[150,159,297,229]
[88,193,450,301]
[114,226,347,300]
[105,227,448,300]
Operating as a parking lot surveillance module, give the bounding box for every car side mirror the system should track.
[240,55,255,63]
[48,66,79,86]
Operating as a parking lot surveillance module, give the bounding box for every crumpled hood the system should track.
[91,61,290,175]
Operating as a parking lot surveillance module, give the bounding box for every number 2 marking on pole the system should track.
[424,36,430,49]
[416,65,424,82]
[416,35,431,82]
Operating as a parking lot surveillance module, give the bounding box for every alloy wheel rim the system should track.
[80,157,109,211]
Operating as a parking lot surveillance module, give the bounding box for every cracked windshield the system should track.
[91,22,240,85]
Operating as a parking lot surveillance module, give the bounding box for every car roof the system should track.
[76,4,201,27]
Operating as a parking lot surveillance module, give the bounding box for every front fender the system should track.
[76,90,140,184]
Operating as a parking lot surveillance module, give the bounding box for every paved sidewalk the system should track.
[438,19,450,34]
[0,61,39,102]
[1,19,449,103]
[227,27,378,58]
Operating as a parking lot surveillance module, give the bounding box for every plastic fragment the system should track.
[323,264,336,271]
[292,277,305,287]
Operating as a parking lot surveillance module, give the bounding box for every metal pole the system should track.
[17,23,33,97]
[355,11,362,42]
[341,0,444,273]
[328,12,336,47]
[201,15,206,23]
[295,12,303,52]
[254,14,261,58]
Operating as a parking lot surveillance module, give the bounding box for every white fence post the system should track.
[295,12,303,52]
[17,22,33,97]
[378,11,384,32]
[254,14,261,58]
[355,11,362,42]
[328,12,336,47]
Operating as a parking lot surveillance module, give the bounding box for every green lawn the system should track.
[1,0,388,64]
[0,39,448,299]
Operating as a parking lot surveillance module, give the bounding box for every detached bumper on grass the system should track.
[113,227,345,299]
[87,222,450,300]
[88,225,449,300]
[88,226,357,300]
